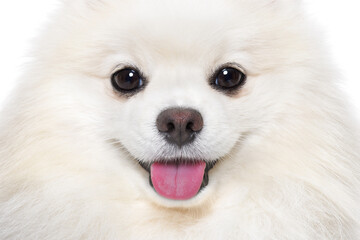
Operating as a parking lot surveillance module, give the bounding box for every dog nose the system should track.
[156,108,203,147]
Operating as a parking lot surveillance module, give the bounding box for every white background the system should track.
[0,1,359,119]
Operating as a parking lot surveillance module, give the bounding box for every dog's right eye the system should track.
[111,68,144,93]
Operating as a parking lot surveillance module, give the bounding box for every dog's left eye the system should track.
[111,68,144,93]
[212,67,246,91]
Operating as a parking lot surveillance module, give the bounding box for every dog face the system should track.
[37,0,315,207]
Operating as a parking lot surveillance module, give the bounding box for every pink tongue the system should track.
[150,161,206,200]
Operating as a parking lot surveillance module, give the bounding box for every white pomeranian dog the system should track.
[0,0,359,239]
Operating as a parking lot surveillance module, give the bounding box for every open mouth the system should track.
[139,160,216,200]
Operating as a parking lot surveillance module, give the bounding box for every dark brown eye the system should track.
[213,67,246,91]
[111,68,144,93]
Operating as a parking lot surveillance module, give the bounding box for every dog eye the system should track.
[111,68,144,93]
[213,67,246,90]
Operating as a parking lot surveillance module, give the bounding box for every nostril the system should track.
[186,122,194,131]
[167,122,175,132]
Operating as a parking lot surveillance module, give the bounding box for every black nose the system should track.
[156,108,204,147]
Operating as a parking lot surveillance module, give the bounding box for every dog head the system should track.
[31,0,326,207]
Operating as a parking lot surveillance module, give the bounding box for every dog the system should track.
[0,0,359,239]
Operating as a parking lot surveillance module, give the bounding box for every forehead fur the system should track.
[38,0,309,77]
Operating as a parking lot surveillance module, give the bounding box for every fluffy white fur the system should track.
[0,0,359,239]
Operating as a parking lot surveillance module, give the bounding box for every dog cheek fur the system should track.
[0,0,359,239]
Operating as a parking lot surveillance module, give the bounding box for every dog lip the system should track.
[138,161,151,173]
[138,159,217,197]
[138,159,217,173]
